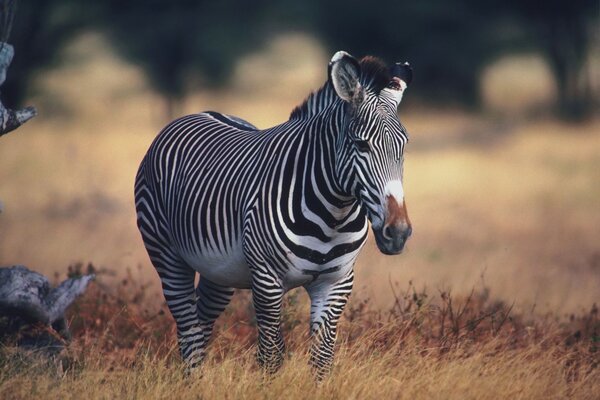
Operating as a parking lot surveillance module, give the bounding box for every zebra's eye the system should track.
[354,139,370,153]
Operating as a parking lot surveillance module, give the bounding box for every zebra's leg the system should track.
[136,172,208,368]
[251,271,285,374]
[305,269,354,379]
[151,253,207,368]
[196,277,234,341]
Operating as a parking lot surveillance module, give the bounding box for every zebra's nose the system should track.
[383,225,394,240]
[375,223,411,255]
[383,224,411,241]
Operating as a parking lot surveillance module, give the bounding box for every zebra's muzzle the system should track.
[373,223,412,255]
[372,195,412,255]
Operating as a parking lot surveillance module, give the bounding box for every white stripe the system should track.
[384,180,404,202]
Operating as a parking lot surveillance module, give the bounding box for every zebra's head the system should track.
[331,51,412,255]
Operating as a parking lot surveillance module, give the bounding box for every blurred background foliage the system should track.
[1,0,598,119]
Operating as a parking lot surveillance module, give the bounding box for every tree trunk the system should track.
[164,94,180,122]
[544,15,593,121]
[0,42,36,137]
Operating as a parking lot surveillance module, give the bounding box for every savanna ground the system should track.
[0,34,599,398]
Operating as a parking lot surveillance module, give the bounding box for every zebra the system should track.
[134,51,413,378]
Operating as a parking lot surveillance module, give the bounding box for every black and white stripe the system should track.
[134,51,412,377]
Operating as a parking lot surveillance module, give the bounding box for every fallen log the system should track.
[0,265,94,350]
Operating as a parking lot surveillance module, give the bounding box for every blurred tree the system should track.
[2,0,101,108]
[0,0,16,44]
[3,0,275,119]
[2,0,596,121]
[272,0,516,107]
[273,0,597,119]
[511,0,598,120]
[98,0,273,118]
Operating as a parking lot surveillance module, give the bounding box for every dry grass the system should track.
[1,268,598,399]
[3,344,597,400]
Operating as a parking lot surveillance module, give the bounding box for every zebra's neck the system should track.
[280,81,360,222]
[287,81,351,199]
[289,82,338,121]
[289,102,357,219]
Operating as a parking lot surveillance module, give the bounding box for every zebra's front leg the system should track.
[251,272,285,374]
[306,270,354,379]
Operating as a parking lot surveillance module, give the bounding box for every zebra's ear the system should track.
[386,62,412,104]
[391,62,412,86]
[329,51,363,105]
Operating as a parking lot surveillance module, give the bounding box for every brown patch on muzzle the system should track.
[386,195,411,227]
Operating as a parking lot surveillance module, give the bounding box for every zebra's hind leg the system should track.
[136,170,208,369]
[151,254,208,369]
[251,271,285,374]
[305,270,354,380]
[196,277,234,342]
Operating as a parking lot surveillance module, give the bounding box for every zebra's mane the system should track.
[290,56,391,121]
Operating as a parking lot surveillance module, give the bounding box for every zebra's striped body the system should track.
[135,51,412,377]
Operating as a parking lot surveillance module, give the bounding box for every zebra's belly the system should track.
[181,245,252,289]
